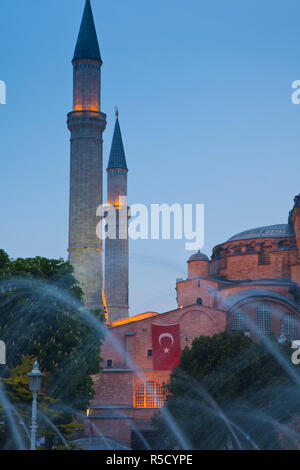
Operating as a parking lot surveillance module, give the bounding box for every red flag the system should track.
[152,323,181,370]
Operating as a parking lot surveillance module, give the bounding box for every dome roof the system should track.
[188,251,209,263]
[227,224,295,243]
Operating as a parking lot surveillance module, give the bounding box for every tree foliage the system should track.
[153,332,300,450]
[0,355,84,449]
[0,250,106,449]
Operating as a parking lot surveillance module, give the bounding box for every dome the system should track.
[227,224,295,243]
[188,251,209,263]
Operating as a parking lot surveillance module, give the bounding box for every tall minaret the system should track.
[67,0,106,311]
[105,110,129,321]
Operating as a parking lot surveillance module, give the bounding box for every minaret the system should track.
[105,110,129,321]
[67,0,106,311]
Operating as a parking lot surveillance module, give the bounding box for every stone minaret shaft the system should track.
[68,0,106,311]
[105,113,129,321]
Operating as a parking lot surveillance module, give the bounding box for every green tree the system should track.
[153,332,300,450]
[0,356,83,449]
[0,250,106,449]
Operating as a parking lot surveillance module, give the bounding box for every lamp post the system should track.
[27,361,43,451]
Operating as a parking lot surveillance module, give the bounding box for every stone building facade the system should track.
[68,0,300,451]
[88,196,300,447]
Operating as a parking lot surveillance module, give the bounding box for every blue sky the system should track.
[1,0,300,315]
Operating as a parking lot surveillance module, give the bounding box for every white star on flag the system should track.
[164,347,170,354]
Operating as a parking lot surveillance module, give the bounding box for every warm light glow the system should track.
[86,409,90,417]
[102,287,110,326]
[134,381,166,409]
[106,199,124,210]
[73,102,100,112]
[90,104,100,112]
[111,312,159,328]
[115,197,126,209]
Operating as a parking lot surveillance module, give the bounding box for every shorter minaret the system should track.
[105,110,129,321]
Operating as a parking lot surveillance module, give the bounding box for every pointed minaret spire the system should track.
[105,111,129,322]
[107,111,128,170]
[73,0,102,63]
[68,0,107,311]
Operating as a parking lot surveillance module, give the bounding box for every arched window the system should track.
[134,382,165,409]
[256,303,271,334]
[233,311,248,332]
[282,314,297,337]
[196,298,203,305]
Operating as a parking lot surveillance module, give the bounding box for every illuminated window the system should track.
[233,311,248,331]
[134,382,165,409]
[256,304,271,334]
[283,314,297,337]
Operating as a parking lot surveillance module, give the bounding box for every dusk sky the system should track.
[1,0,300,315]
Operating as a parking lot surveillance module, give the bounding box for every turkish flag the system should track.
[152,323,181,370]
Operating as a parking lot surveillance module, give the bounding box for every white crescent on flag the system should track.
[158,333,174,345]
